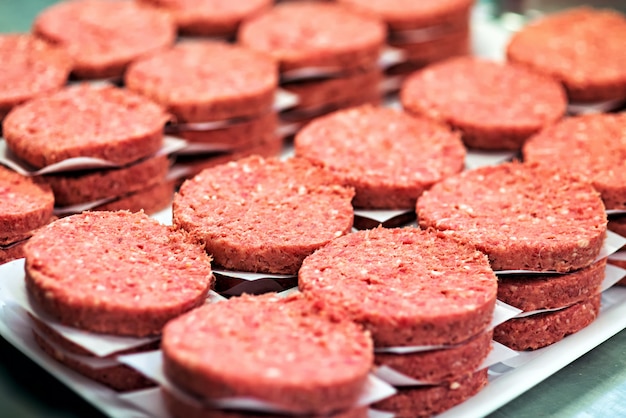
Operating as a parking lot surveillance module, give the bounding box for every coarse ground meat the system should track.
[0,166,54,238]
[0,34,71,119]
[24,211,213,337]
[33,0,175,79]
[523,113,626,210]
[138,0,272,37]
[43,154,169,206]
[417,161,607,272]
[162,293,373,415]
[238,2,386,73]
[298,227,497,347]
[375,330,492,384]
[3,84,169,169]
[173,156,354,274]
[337,0,474,31]
[294,105,465,209]
[401,56,567,150]
[493,293,601,351]
[506,7,626,103]
[373,368,489,418]
[125,41,278,122]
[497,258,606,311]
[32,331,155,392]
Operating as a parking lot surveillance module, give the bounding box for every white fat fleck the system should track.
[95,285,106,291]
[241,164,252,173]
[430,270,444,276]
[265,368,282,378]
[297,185,307,195]
[334,230,343,237]
[577,239,589,248]
[360,268,369,275]
[450,382,461,390]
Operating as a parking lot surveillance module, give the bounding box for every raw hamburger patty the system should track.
[43,154,169,206]
[523,113,626,210]
[138,0,272,37]
[33,331,155,392]
[337,0,474,31]
[125,41,278,122]
[173,156,354,274]
[282,68,382,113]
[373,368,489,418]
[162,293,374,415]
[294,105,465,209]
[0,34,71,119]
[3,84,169,169]
[238,2,386,72]
[298,227,498,347]
[497,258,606,311]
[493,293,602,351]
[0,166,54,238]
[375,330,493,384]
[162,389,369,418]
[90,180,175,215]
[33,0,175,79]
[416,162,607,272]
[24,211,214,337]
[400,56,567,150]
[506,7,626,103]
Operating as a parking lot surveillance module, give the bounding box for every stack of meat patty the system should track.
[417,162,608,350]
[299,227,498,417]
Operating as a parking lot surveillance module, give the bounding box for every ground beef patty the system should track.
[400,56,567,150]
[494,293,602,351]
[497,258,606,312]
[138,0,272,38]
[3,84,169,169]
[24,211,214,337]
[173,156,354,274]
[0,34,71,120]
[88,180,175,216]
[33,0,175,79]
[162,293,373,415]
[238,2,386,73]
[417,162,607,272]
[375,330,492,384]
[125,41,278,123]
[373,368,489,418]
[299,227,498,347]
[0,166,54,239]
[523,113,626,210]
[43,154,169,206]
[294,105,465,209]
[506,7,626,103]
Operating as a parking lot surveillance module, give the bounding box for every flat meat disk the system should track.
[162,293,373,415]
[168,111,278,150]
[506,7,626,103]
[0,166,54,238]
[494,293,601,351]
[282,68,382,113]
[298,227,498,347]
[24,211,214,337]
[373,368,488,418]
[125,41,278,122]
[375,330,492,384]
[173,155,354,274]
[138,0,272,37]
[33,0,175,79]
[33,331,155,392]
[238,2,386,72]
[497,258,606,311]
[400,56,567,150]
[0,34,71,119]
[417,161,607,272]
[43,154,169,206]
[337,0,474,31]
[90,180,175,215]
[163,388,368,418]
[3,84,169,169]
[294,105,465,209]
[523,113,626,210]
